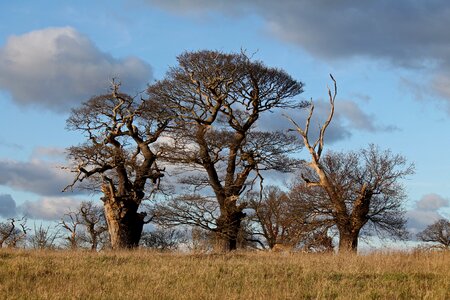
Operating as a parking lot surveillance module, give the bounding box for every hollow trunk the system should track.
[103,198,145,249]
[215,205,245,252]
[338,228,359,253]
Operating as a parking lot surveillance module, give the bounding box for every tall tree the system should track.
[417,219,450,250]
[148,50,304,251]
[64,81,172,249]
[286,76,414,252]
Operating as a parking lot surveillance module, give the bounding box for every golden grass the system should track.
[0,249,448,299]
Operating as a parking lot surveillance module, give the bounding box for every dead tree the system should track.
[79,201,109,250]
[417,219,450,250]
[0,217,28,248]
[28,223,60,250]
[147,50,304,251]
[64,81,172,249]
[286,75,413,252]
[60,210,83,250]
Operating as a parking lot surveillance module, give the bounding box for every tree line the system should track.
[3,50,446,253]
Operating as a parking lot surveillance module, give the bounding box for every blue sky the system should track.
[0,1,449,243]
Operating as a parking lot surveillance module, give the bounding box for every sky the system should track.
[0,0,449,246]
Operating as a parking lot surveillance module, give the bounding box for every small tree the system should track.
[417,219,450,250]
[60,210,84,250]
[286,75,413,252]
[29,223,60,250]
[64,81,172,249]
[249,186,297,249]
[0,217,28,248]
[140,227,187,251]
[79,201,109,251]
[249,186,333,252]
[190,227,215,252]
[148,50,304,251]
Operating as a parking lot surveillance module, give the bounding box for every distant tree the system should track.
[0,217,28,248]
[417,219,450,250]
[249,186,297,249]
[190,227,215,252]
[64,80,172,249]
[60,210,84,250]
[249,186,333,252]
[28,223,60,250]
[78,201,109,251]
[59,201,108,250]
[286,76,414,252]
[154,194,219,233]
[140,227,187,251]
[147,50,305,251]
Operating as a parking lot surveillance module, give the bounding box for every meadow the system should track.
[0,249,448,299]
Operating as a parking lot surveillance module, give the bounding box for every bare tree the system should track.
[190,227,215,252]
[417,219,450,250]
[79,201,109,251]
[60,210,84,250]
[249,186,295,249]
[0,217,28,248]
[147,50,305,251]
[64,81,172,249]
[249,186,333,252]
[28,223,60,250]
[154,194,219,232]
[286,75,414,252]
[140,227,188,251]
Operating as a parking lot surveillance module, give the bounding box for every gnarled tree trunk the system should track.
[338,227,359,253]
[215,202,246,251]
[103,194,145,249]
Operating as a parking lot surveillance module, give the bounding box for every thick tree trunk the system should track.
[103,198,145,249]
[338,228,359,253]
[215,205,245,252]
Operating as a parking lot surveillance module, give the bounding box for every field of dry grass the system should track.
[0,249,448,299]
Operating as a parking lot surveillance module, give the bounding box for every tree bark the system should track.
[215,203,246,252]
[103,197,145,249]
[338,228,359,253]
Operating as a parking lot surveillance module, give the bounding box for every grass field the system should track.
[0,249,448,299]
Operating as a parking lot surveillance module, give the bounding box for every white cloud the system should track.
[416,193,449,211]
[0,27,152,111]
[407,193,449,235]
[19,197,84,220]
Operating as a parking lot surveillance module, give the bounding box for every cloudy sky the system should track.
[0,1,449,241]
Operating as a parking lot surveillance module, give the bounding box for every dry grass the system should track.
[0,249,448,299]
